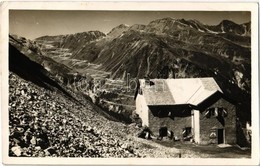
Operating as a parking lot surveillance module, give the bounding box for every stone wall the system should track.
[199,98,236,145]
[148,109,191,139]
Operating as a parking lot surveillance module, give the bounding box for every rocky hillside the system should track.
[9,72,143,157]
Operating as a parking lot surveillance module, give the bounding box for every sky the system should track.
[9,10,251,40]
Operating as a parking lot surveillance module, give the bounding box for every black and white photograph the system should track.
[1,1,259,165]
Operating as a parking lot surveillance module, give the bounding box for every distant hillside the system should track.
[36,31,105,57]
[50,18,250,90]
[10,35,71,76]
[10,34,93,85]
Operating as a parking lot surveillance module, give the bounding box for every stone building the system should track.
[135,77,236,145]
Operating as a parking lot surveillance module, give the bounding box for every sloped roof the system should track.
[139,77,222,106]
[140,79,175,105]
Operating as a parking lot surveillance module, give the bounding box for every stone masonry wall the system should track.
[199,98,236,145]
[148,110,191,140]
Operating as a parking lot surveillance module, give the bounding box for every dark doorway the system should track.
[183,127,192,141]
[217,129,224,144]
[159,127,168,137]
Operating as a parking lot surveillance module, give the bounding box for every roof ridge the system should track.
[185,85,203,104]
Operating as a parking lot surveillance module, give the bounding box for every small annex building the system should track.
[135,77,236,145]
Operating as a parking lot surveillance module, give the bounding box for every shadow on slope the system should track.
[9,44,73,98]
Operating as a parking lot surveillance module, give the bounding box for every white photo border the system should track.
[1,1,259,165]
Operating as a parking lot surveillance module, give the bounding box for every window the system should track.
[157,110,172,117]
[205,107,227,118]
[182,127,192,141]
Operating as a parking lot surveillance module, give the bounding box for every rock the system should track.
[30,136,37,145]
[121,143,128,149]
[11,146,23,156]
[127,145,134,153]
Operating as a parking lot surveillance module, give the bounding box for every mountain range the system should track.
[36,17,251,88]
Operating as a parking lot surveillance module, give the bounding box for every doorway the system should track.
[183,127,192,141]
[159,127,168,137]
[217,129,224,144]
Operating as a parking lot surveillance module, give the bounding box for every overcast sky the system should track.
[9,10,250,40]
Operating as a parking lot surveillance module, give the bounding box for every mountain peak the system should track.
[216,19,248,35]
[107,24,130,37]
[151,17,176,23]
[71,30,105,37]
[118,24,130,28]
[161,17,175,20]
[218,20,237,26]
[129,24,146,31]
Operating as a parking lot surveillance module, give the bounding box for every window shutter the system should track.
[223,109,228,117]
[205,110,210,118]
[214,108,218,117]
